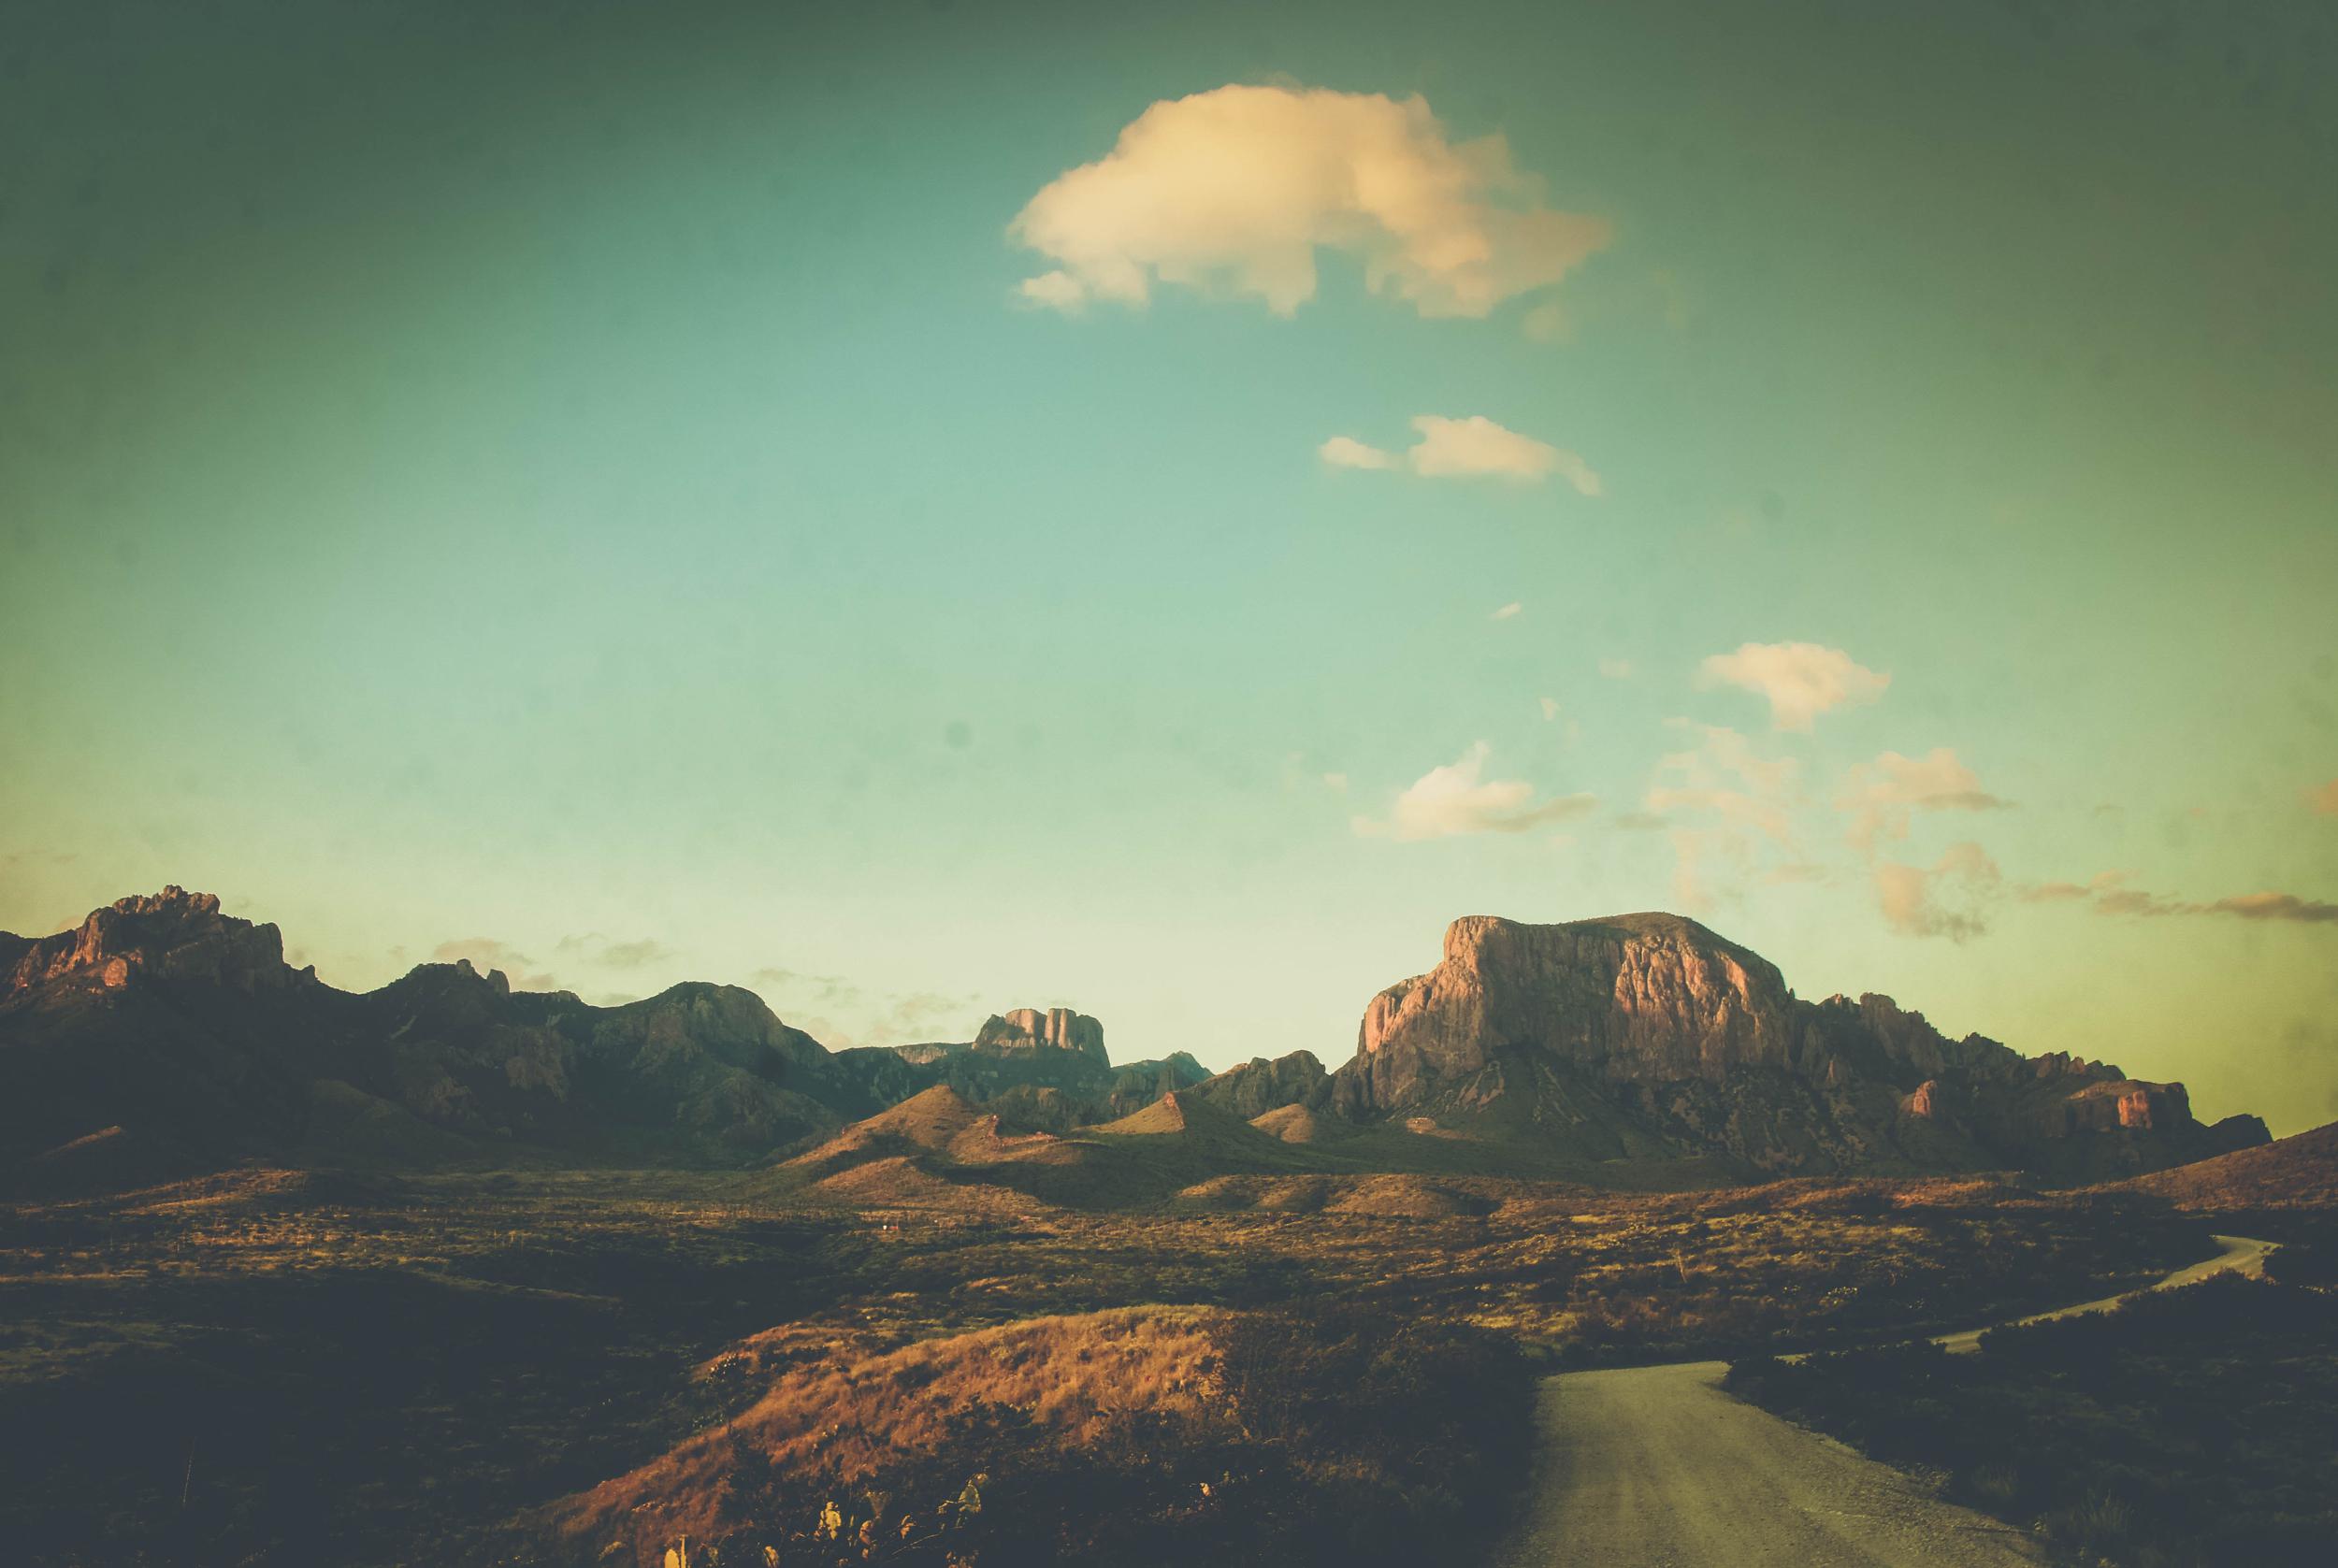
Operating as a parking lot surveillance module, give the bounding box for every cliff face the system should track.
[1191,1050,1331,1119]
[1332,913,2269,1177]
[1344,913,1800,1107]
[4,887,310,997]
[835,1013,1196,1130]
[973,1007,1107,1063]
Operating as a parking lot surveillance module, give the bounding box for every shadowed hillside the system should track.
[2100,1120,2338,1209]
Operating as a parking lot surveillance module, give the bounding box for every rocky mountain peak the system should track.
[1333,910,2269,1177]
[4,886,299,997]
[1191,1050,1331,1119]
[1348,913,1799,1113]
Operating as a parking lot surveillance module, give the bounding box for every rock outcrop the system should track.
[973,1007,1107,1063]
[1331,913,2269,1178]
[4,886,312,997]
[1191,1050,1331,1119]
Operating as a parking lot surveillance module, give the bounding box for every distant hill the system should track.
[0,889,1147,1188]
[772,1086,1332,1211]
[1091,1086,1296,1162]
[2099,1120,2338,1209]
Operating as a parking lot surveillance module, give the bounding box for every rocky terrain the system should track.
[0,893,2269,1194]
[1322,913,2268,1180]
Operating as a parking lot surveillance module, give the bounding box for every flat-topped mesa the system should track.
[1332,910,2268,1175]
[973,1006,1107,1065]
[1346,913,1802,1111]
[2,885,304,997]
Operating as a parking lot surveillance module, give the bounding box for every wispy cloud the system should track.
[1647,725,1803,845]
[1638,726,1806,909]
[2209,893,2338,923]
[429,938,560,991]
[2022,872,2338,926]
[1836,748,2010,854]
[1320,415,1599,492]
[1697,641,1889,732]
[745,966,982,1048]
[2020,870,2129,904]
[2313,778,2338,815]
[556,932,675,971]
[1492,601,1523,621]
[1011,84,1610,324]
[1354,741,1595,841]
[1875,842,2001,942]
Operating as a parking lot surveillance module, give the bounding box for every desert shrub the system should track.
[596,1302,1532,1568]
[2264,1235,2338,1288]
[1727,1275,2338,1568]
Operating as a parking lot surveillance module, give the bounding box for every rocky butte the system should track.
[1325,913,2268,1178]
[972,1007,1108,1063]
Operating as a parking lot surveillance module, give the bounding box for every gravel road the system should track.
[1489,1234,2270,1567]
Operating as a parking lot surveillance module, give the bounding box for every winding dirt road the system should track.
[1489,1235,2270,1568]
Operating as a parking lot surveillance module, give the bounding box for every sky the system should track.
[3,0,2335,1131]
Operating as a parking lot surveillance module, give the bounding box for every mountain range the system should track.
[0,888,2267,1194]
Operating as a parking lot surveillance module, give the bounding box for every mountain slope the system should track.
[2099,1120,2338,1208]
[2,890,889,1183]
[1329,913,2268,1179]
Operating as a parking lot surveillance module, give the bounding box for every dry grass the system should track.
[814,1156,992,1210]
[556,1305,1223,1555]
[1168,1172,1492,1217]
[787,1086,1071,1177]
[1327,1173,1494,1220]
[0,1160,2210,1564]
[2102,1120,2338,1210]
[1250,1104,1332,1144]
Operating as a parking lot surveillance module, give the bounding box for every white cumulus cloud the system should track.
[1697,641,1890,732]
[1010,84,1612,324]
[1319,414,1599,492]
[1354,741,1595,841]
[1411,415,1597,489]
[1016,269,1090,311]
[1318,434,1397,469]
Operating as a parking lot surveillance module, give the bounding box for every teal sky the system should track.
[5,1,2335,1130]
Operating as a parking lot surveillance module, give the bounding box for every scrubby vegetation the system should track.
[2104,1120,2338,1211]
[553,1302,1531,1568]
[0,1164,2209,1565]
[1726,1273,2338,1568]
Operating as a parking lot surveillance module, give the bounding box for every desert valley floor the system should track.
[5,894,2335,1567]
